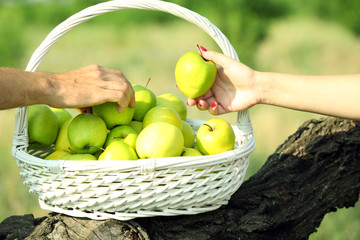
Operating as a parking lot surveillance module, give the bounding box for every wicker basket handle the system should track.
[23,0,252,134]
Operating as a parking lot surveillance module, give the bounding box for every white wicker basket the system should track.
[12,0,255,221]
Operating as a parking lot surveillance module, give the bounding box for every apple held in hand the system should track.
[196,118,236,155]
[133,84,157,121]
[28,105,59,148]
[104,125,138,149]
[136,122,184,159]
[175,50,217,99]
[92,102,135,129]
[99,141,138,161]
[156,93,187,121]
[67,113,107,154]
[143,106,183,130]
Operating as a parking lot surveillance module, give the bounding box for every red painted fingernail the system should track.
[186,101,189,106]
[211,102,217,108]
[176,84,178,88]
[198,102,203,107]
[200,46,207,52]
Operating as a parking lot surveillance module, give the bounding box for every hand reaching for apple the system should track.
[53,64,136,113]
[0,65,135,111]
[26,64,135,113]
[186,48,260,115]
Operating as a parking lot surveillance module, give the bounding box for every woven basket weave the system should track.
[12,0,255,221]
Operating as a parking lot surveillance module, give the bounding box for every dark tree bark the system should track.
[1,117,359,240]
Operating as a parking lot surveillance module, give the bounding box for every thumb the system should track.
[201,49,235,68]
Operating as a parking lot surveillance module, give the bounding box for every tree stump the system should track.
[1,117,359,240]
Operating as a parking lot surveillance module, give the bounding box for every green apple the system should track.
[50,108,72,128]
[92,102,135,129]
[62,153,97,161]
[67,113,107,154]
[175,51,217,99]
[142,106,183,130]
[181,147,203,157]
[98,141,138,161]
[136,122,184,158]
[181,120,195,148]
[104,125,138,149]
[54,118,72,153]
[128,120,143,134]
[196,118,235,155]
[28,105,59,148]
[44,150,69,160]
[156,93,187,120]
[133,84,157,121]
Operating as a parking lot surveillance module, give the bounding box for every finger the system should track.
[117,104,125,113]
[117,94,130,113]
[196,99,209,111]
[124,89,132,110]
[111,71,135,109]
[187,98,197,106]
[195,88,214,101]
[201,50,235,68]
[126,83,136,108]
[208,102,227,115]
[98,89,129,113]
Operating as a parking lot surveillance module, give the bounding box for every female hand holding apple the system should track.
[185,48,259,115]
[187,47,360,120]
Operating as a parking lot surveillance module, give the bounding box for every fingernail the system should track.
[200,46,207,52]
[198,102,203,107]
[186,101,189,106]
[211,102,217,108]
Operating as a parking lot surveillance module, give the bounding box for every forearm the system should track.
[0,68,53,109]
[256,72,360,120]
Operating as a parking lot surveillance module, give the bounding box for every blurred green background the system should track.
[1,0,359,239]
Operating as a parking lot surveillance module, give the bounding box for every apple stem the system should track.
[68,147,76,154]
[111,136,125,140]
[145,77,151,89]
[86,145,105,151]
[203,123,214,131]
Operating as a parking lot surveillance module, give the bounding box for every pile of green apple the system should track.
[28,87,235,161]
[28,48,235,161]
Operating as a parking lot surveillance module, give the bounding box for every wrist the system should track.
[31,72,60,107]
[253,71,271,105]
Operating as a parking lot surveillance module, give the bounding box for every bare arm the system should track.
[0,65,135,112]
[187,49,360,120]
[258,72,360,119]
